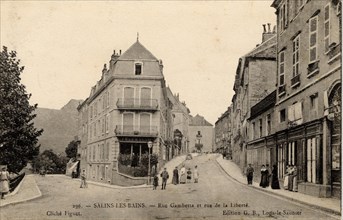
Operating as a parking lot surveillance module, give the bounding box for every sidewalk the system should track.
[72,153,190,188]
[0,154,191,207]
[216,156,341,216]
[0,175,42,208]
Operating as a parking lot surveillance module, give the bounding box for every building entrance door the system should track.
[329,85,341,197]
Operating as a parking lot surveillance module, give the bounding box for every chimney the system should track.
[110,50,120,70]
[159,59,164,72]
[267,23,271,33]
[262,23,275,43]
[102,64,107,74]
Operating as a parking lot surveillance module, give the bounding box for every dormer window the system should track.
[135,62,142,75]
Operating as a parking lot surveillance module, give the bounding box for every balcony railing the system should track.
[307,60,319,77]
[116,98,158,111]
[115,125,158,137]
[291,74,301,88]
[278,84,286,96]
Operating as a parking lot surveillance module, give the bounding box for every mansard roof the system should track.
[118,40,158,60]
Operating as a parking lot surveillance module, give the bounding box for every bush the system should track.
[140,153,158,167]
[118,154,132,166]
[133,166,148,177]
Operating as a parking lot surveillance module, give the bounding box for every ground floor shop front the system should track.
[247,117,341,198]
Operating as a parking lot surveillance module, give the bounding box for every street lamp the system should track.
[147,141,153,185]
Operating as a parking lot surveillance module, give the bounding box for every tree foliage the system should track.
[33,149,68,174]
[65,140,78,159]
[0,46,43,173]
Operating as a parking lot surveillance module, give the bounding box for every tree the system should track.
[33,149,68,174]
[0,46,43,173]
[65,140,78,159]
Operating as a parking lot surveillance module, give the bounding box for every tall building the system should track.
[271,0,341,197]
[188,114,214,153]
[230,25,277,170]
[77,39,173,186]
[214,107,232,158]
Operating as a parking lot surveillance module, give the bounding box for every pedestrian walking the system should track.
[160,168,169,190]
[259,165,269,188]
[172,167,179,185]
[80,170,87,188]
[153,175,159,190]
[271,165,280,189]
[186,168,192,183]
[0,166,10,199]
[193,165,199,183]
[179,165,186,184]
[246,164,254,185]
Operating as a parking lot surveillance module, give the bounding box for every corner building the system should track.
[272,0,341,197]
[77,40,173,185]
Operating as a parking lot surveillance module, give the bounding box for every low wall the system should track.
[111,171,148,186]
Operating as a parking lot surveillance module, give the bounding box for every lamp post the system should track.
[147,141,153,185]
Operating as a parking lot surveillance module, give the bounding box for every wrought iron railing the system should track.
[307,60,319,76]
[116,99,158,110]
[9,173,25,192]
[278,84,286,95]
[291,74,301,87]
[115,125,158,136]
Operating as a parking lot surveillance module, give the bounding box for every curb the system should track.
[215,158,341,217]
[0,176,42,208]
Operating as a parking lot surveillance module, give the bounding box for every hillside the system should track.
[34,99,82,154]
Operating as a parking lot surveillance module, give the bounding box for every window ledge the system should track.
[328,52,341,64]
[308,59,320,65]
[278,91,286,97]
[307,68,320,78]
[291,81,301,88]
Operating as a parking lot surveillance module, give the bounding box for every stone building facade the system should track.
[230,25,277,170]
[188,114,214,153]
[77,40,174,186]
[246,90,277,183]
[166,88,191,156]
[214,107,232,158]
[271,0,341,198]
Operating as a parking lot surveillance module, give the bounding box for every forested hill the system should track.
[33,99,83,154]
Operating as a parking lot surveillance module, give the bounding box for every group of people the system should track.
[153,165,199,190]
[246,164,280,189]
[283,164,298,192]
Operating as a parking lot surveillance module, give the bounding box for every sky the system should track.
[0,1,276,125]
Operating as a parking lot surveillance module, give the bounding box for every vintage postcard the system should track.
[0,0,341,219]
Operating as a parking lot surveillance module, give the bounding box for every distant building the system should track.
[34,99,83,154]
[166,88,191,155]
[271,0,341,198]
[77,39,173,186]
[188,114,214,153]
[230,24,277,170]
[214,107,231,158]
